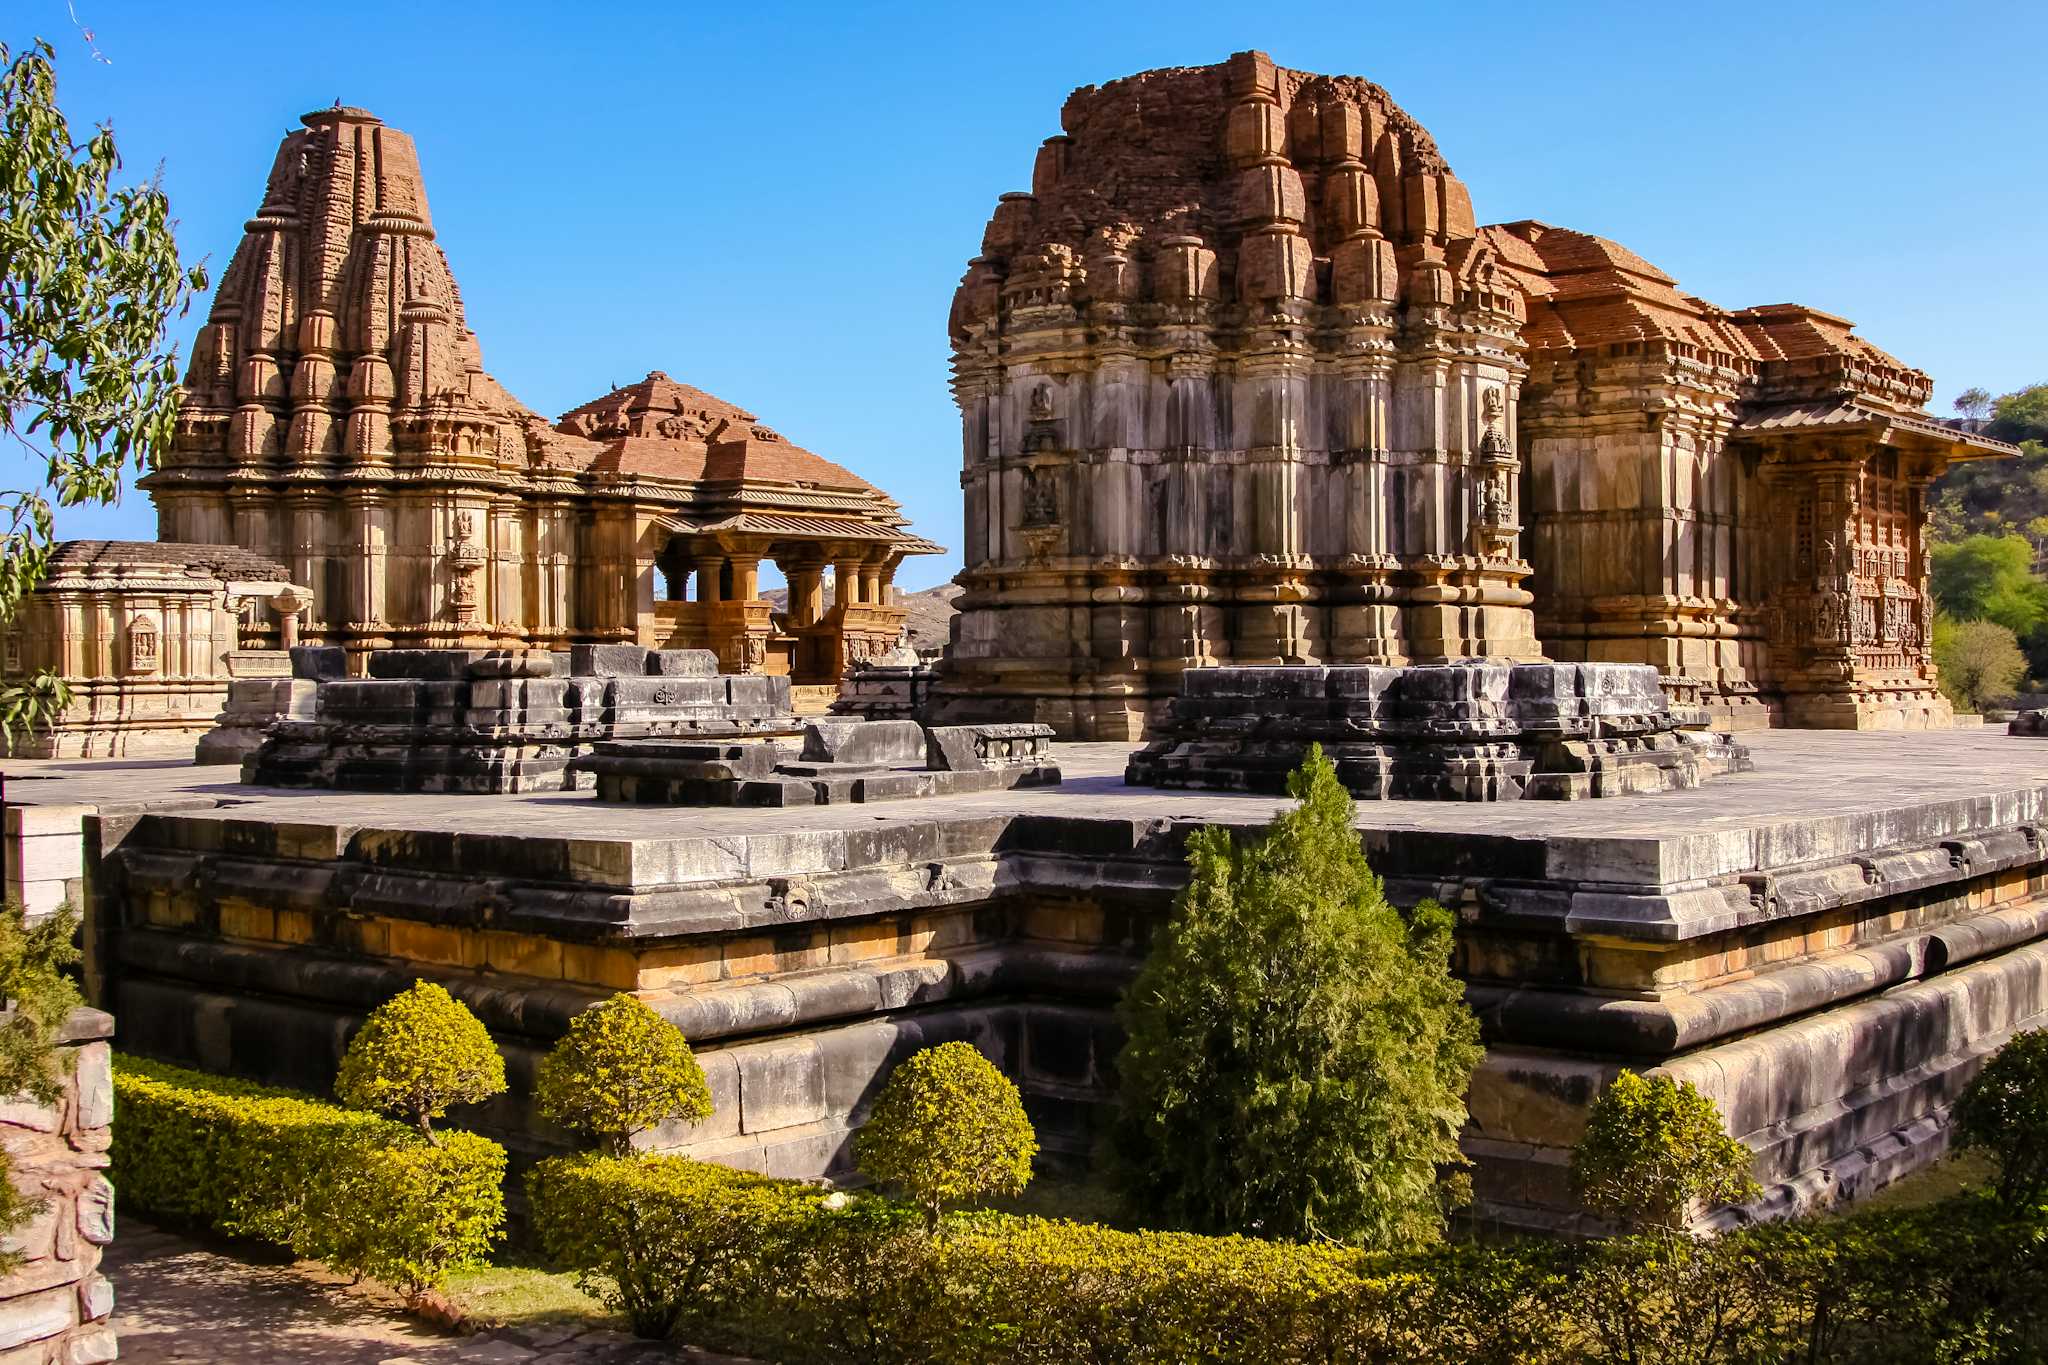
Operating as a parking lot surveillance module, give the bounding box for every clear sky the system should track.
[5,0,2042,589]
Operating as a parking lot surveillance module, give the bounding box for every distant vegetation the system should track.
[1930,383,2048,707]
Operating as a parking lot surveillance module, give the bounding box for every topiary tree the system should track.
[854,1040,1036,1231]
[1111,744,1483,1248]
[1571,1070,1759,1230]
[535,993,711,1157]
[1952,1028,2048,1209]
[335,980,506,1143]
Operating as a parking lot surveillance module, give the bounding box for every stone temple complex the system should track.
[3,52,2043,1257]
[933,51,2014,740]
[143,105,936,685]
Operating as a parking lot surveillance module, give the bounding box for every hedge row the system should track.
[112,1054,504,1291]
[529,1153,2048,1365]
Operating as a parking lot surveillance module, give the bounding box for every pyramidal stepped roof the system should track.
[164,105,929,548]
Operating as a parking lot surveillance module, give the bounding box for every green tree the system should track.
[1989,383,2048,446]
[1929,534,2048,635]
[0,41,208,742]
[1932,617,2027,711]
[1111,744,1483,1248]
[1571,1070,1759,1230]
[535,993,711,1157]
[335,981,506,1143]
[1952,1028,2048,1209]
[1953,386,1994,421]
[854,1040,1037,1232]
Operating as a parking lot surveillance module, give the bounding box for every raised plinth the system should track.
[1126,662,1749,800]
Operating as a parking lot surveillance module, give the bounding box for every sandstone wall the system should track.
[0,1009,117,1365]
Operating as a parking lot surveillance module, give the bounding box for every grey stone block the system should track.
[802,719,926,767]
[289,645,347,680]
[650,649,719,677]
[570,644,653,677]
[735,1037,826,1134]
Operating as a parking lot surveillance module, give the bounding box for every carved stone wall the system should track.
[0,542,305,759]
[936,52,1540,740]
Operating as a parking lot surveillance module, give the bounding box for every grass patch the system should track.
[443,1253,616,1332]
[1841,1150,1997,1215]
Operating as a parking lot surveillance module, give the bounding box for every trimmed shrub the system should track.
[1571,1070,1759,1228]
[527,1153,835,1339]
[854,1041,1036,1230]
[535,993,712,1156]
[334,979,506,1141]
[1113,743,1483,1247]
[527,1149,2047,1365]
[113,1054,504,1292]
[1953,1027,2048,1207]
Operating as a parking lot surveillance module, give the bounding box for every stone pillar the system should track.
[785,562,826,626]
[730,554,762,603]
[834,558,863,608]
[694,555,726,604]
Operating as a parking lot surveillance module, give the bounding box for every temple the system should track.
[142,106,936,686]
[933,52,2014,739]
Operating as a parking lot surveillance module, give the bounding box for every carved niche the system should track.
[126,615,160,674]
[444,510,489,625]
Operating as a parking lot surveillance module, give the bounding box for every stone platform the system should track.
[1128,661,1750,800]
[20,727,2048,1232]
[581,720,1058,807]
[244,645,798,794]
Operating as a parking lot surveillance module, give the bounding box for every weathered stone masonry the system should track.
[88,758,2048,1231]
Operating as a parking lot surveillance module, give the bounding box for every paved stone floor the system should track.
[10,727,2046,834]
[107,1220,743,1364]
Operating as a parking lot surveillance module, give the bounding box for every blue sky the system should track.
[6,0,2042,590]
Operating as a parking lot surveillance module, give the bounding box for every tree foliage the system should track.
[535,993,711,1158]
[0,900,81,1107]
[1111,744,1483,1248]
[1930,534,2048,637]
[1571,1070,1759,1230]
[334,980,506,1142]
[1952,1028,2048,1209]
[855,1041,1036,1232]
[1988,383,2048,446]
[1932,617,2027,712]
[0,40,208,741]
[1953,386,1994,421]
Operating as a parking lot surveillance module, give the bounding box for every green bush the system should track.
[112,1054,504,1292]
[334,980,506,1141]
[1953,1027,2048,1208]
[1113,743,1483,1247]
[535,992,711,1156]
[854,1041,1036,1230]
[526,1148,2048,1364]
[1571,1070,1759,1229]
[1933,616,2028,711]
[527,1153,836,1339]
[0,902,82,1106]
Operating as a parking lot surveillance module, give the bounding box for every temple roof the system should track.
[44,541,295,582]
[556,373,882,494]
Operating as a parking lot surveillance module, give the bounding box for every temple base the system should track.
[1125,662,1750,800]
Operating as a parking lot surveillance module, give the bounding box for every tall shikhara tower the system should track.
[147,106,934,669]
[148,105,555,648]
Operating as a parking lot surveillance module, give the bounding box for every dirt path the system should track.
[104,1220,735,1364]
